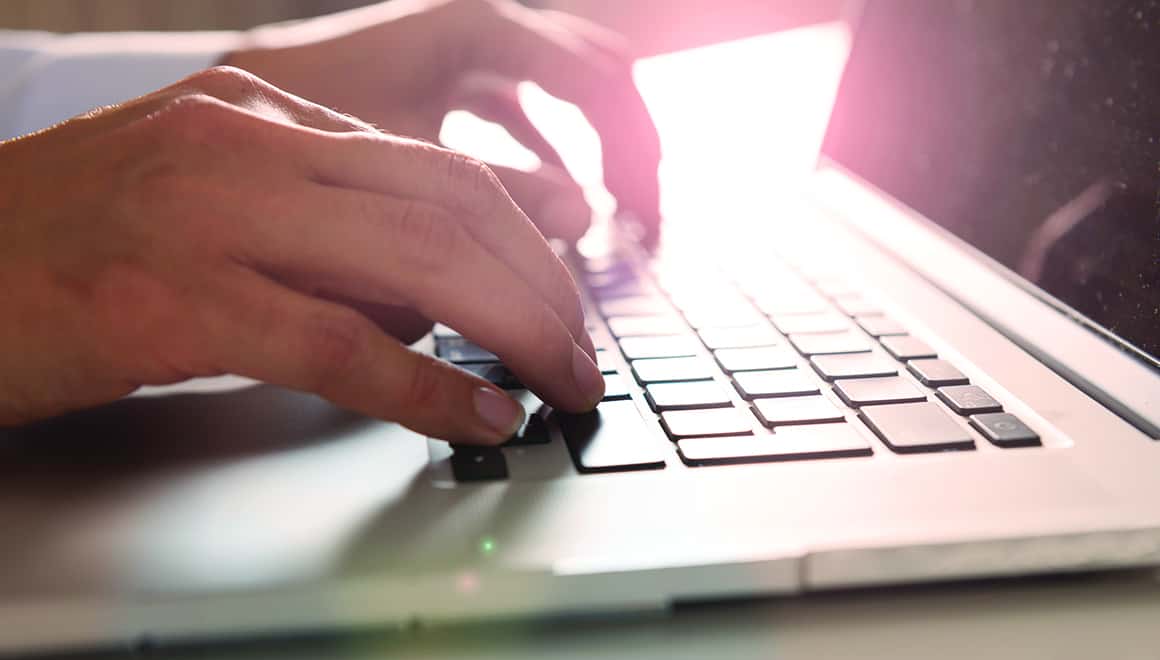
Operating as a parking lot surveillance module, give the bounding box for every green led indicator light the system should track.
[479,537,497,556]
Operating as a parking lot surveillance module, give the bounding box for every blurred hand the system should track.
[224,0,662,241]
[0,67,603,441]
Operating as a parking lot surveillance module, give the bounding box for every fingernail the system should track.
[572,343,605,407]
[473,387,524,439]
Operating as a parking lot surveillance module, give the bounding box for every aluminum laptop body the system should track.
[1,0,1158,653]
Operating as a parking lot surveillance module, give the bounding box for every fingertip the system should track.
[472,385,525,441]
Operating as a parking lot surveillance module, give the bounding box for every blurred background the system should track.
[0,0,843,55]
[1,0,851,229]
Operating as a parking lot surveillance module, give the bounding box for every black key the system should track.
[504,413,551,446]
[450,446,509,481]
[437,338,499,364]
[599,296,671,317]
[908,359,968,387]
[860,402,975,453]
[752,395,845,427]
[619,335,700,359]
[678,423,871,465]
[607,315,688,338]
[595,349,619,374]
[661,408,753,439]
[970,413,1041,448]
[459,362,522,389]
[810,353,897,381]
[880,335,937,361]
[834,376,926,407]
[602,373,633,400]
[937,385,1002,415]
[645,381,733,411]
[698,325,782,349]
[833,296,881,317]
[715,346,798,373]
[856,315,907,337]
[790,331,872,356]
[557,400,667,473]
[632,356,715,384]
[733,368,820,399]
[772,313,851,335]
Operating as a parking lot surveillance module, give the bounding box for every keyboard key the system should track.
[683,306,766,330]
[752,395,845,427]
[645,381,733,411]
[599,296,671,317]
[607,315,687,338]
[437,338,499,364]
[677,424,871,465]
[632,356,716,384]
[753,293,830,316]
[834,376,926,407]
[504,413,550,446]
[771,313,851,335]
[595,349,619,374]
[860,402,975,453]
[970,413,1041,448]
[619,335,701,359]
[450,446,509,481]
[715,346,798,372]
[556,400,667,473]
[937,385,1002,415]
[458,362,523,389]
[733,368,820,399]
[698,325,782,349]
[907,359,968,386]
[660,408,754,439]
[856,315,908,337]
[814,278,860,298]
[789,331,873,356]
[880,335,937,361]
[810,353,898,381]
[432,323,462,339]
[602,373,633,400]
[833,296,881,317]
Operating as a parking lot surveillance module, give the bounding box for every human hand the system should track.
[224,0,662,242]
[0,67,603,442]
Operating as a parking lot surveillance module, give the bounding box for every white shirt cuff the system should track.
[1,30,241,140]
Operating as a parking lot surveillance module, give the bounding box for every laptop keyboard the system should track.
[436,247,1042,482]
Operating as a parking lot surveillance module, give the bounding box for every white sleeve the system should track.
[0,30,241,141]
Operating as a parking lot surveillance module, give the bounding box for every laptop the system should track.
[2,0,1158,653]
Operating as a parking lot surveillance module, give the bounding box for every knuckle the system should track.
[400,358,446,414]
[149,93,244,144]
[441,151,505,215]
[299,309,370,391]
[185,65,258,94]
[394,200,465,271]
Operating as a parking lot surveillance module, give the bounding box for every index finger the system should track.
[464,2,663,241]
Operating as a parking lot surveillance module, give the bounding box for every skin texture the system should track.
[0,66,608,444]
[0,0,664,442]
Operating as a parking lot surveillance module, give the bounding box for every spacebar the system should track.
[555,400,667,473]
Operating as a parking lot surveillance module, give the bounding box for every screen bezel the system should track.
[816,0,1160,375]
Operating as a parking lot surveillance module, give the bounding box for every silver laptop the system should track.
[3,0,1158,654]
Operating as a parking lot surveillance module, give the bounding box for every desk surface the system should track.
[81,570,1159,660]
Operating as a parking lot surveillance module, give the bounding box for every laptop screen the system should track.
[822,0,1159,365]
